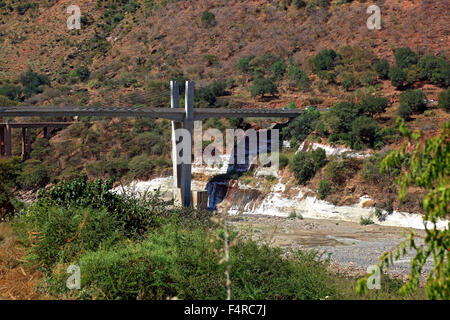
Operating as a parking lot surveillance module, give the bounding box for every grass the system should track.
[0,178,431,300]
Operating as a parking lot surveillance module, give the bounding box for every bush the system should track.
[374,59,390,79]
[271,60,286,80]
[288,65,310,90]
[394,47,418,69]
[0,157,21,188]
[438,89,449,112]
[249,78,277,98]
[293,0,307,9]
[279,154,289,169]
[417,55,450,87]
[399,90,427,113]
[312,49,337,73]
[17,160,51,189]
[398,104,413,120]
[359,95,389,117]
[388,67,406,88]
[0,95,18,106]
[201,11,216,27]
[76,66,90,82]
[290,148,326,184]
[360,216,374,226]
[351,116,380,148]
[318,180,331,199]
[0,83,22,100]
[52,225,337,300]
[128,155,155,178]
[282,107,320,142]
[19,69,50,98]
[14,205,123,269]
[325,102,361,134]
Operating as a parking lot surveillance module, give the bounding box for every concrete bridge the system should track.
[0,81,303,207]
[0,122,74,160]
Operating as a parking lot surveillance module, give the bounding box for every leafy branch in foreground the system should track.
[357,120,449,299]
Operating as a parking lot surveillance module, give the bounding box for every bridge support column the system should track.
[171,81,182,201]
[21,128,31,161]
[180,81,194,208]
[5,124,11,158]
[43,127,50,139]
[0,125,5,158]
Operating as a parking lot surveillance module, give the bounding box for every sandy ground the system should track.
[229,215,431,282]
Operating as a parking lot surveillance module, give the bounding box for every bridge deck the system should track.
[0,107,303,121]
[0,122,75,128]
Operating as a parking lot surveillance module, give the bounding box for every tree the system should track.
[374,59,390,79]
[359,95,389,117]
[76,66,90,82]
[312,49,337,73]
[399,89,427,113]
[19,69,50,98]
[288,65,310,90]
[237,56,255,74]
[351,116,380,148]
[357,120,449,299]
[417,54,450,86]
[201,11,216,27]
[326,101,361,134]
[438,89,449,112]
[282,108,320,142]
[270,60,286,80]
[394,47,419,69]
[249,78,277,98]
[398,104,412,121]
[293,0,306,9]
[290,148,326,185]
[389,66,406,88]
[0,83,22,100]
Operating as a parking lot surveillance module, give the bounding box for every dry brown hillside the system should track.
[0,0,448,106]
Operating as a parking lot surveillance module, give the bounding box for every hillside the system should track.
[0,0,449,212]
[0,0,448,107]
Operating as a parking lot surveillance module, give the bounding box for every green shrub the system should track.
[325,101,361,134]
[312,49,337,73]
[279,154,289,169]
[271,60,286,80]
[394,47,418,69]
[0,83,22,100]
[0,156,21,188]
[128,155,155,178]
[19,69,50,98]
[14,205,123,269]
[399,90,427,113]
[282,107,320,142]
[290,148,326,184]
[438,89,449,112]
[288,65,310,90]
[237,56,255,74]
[249,78,277,98]
[36,177,170,239]
[359,95,389,117]
[360,216,374,225]
[351,116,380,148]
[417,54,450,86]
[398,104,413,120]
[388,67,406,88]
[0,95,18,106]
[201,11,216,27]
[76,66,90,82]
[318,180,331,199]
[374,59,390,79]
[52,225,337,300]
[293,0,307,9]
[18,160,51,189]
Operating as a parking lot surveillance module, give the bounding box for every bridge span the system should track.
[0,81,305,208]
